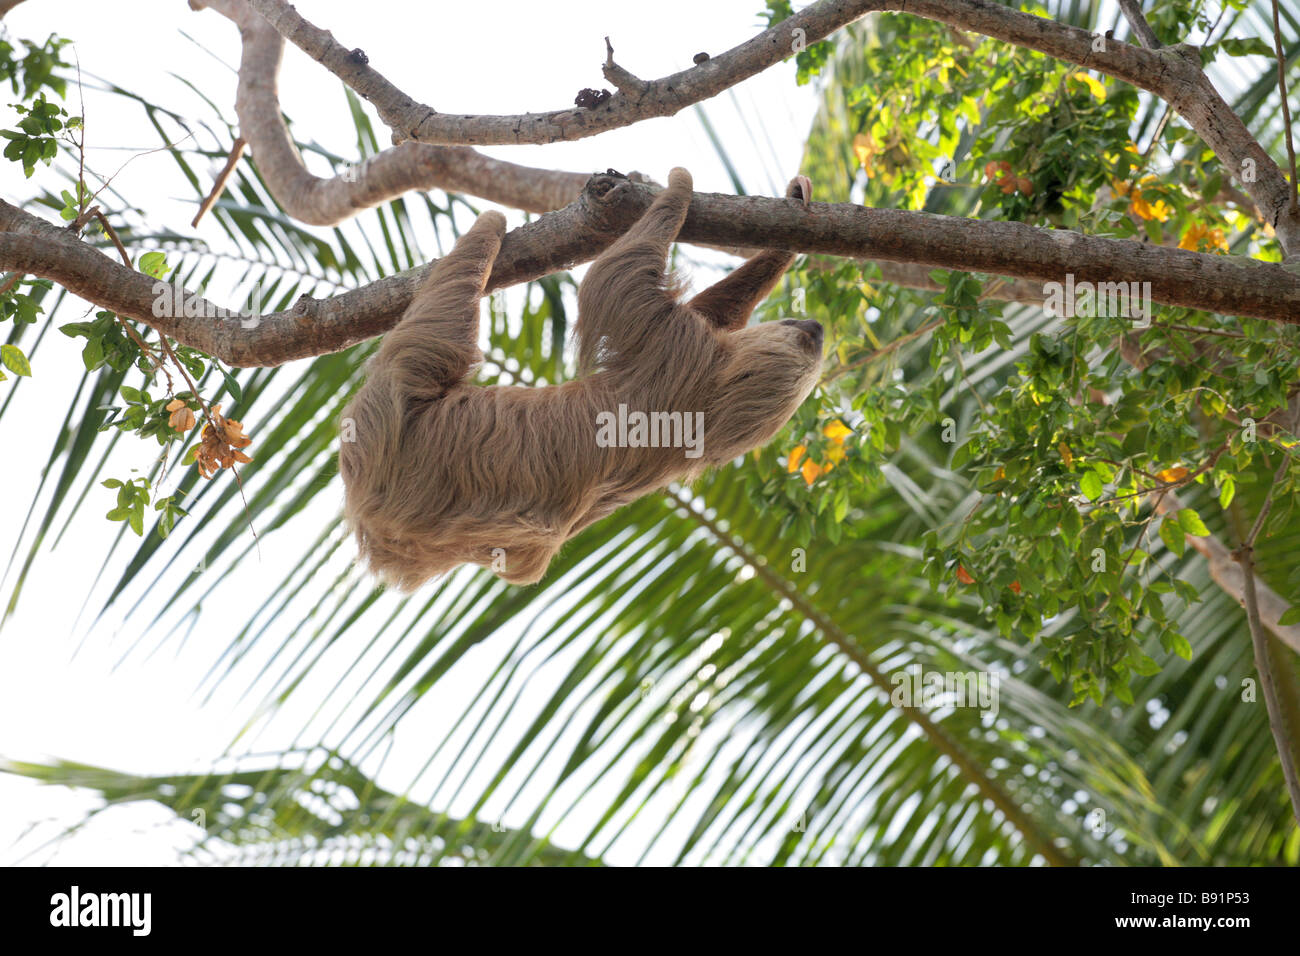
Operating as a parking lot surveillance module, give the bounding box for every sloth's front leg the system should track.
[686,175,812,331]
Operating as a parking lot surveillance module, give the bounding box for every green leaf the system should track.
[1278,606,1300,627]
[220,367,243,403]
[137,251,170,279]
[0,343,32,377]
[1176,508,1210,537]
[1080,470,1103,501]
[1218,476,1235,508]
[1159,516,1186,557]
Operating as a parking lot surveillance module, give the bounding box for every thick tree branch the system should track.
[189,0,592,222]
[6,177,1300,367]
[240,0,1300,252]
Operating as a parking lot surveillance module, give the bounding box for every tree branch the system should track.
[8,176,1300,367]
[1233,447,1300,822]
[240,0,1300,252]
[1150,490,1300,655]
[1117,0,1162,49]
[189,0,594,222]
[1270,0,1299,214]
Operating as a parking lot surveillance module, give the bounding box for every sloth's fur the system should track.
[340,168,823,587]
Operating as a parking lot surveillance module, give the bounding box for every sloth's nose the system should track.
[780,318,823,349]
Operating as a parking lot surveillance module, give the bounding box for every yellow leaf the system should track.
[788,445,806,473]
[1058,442,1074,468]
[801,458,823,486]
[1071,72,1107,100]
[823,419,852,444]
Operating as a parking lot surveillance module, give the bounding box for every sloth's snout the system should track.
[780,318,824,351]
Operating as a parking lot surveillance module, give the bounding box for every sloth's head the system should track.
[700,316,824,463]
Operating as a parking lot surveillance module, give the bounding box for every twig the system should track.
[192,137,247,227]
[823,317,944,383]
[85,207,167,381]
[602,38,650,97]
[1152,322,1246,339]
[92,209,131,268]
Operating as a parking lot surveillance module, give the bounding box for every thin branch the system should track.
[1117,0,1162,49]
[1151,489,1300,655]
[192,137,246,227]
[92,209,131,268]
[1270,0,1299,213]
[823,317,944,383]
[1233,446,1300,822]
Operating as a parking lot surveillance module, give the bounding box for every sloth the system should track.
[339,168,823,587]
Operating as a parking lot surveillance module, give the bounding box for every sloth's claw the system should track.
[786,175,812,207]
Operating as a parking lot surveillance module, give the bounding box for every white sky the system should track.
[0,0,816,864]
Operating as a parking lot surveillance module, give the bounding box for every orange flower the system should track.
[1179,223,1229,253]
[1130,193,1170,222]
[788,421,854,485]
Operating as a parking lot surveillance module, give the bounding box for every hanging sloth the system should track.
[339,168,823,586]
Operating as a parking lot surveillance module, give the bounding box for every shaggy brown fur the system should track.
[340,168,823,587]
